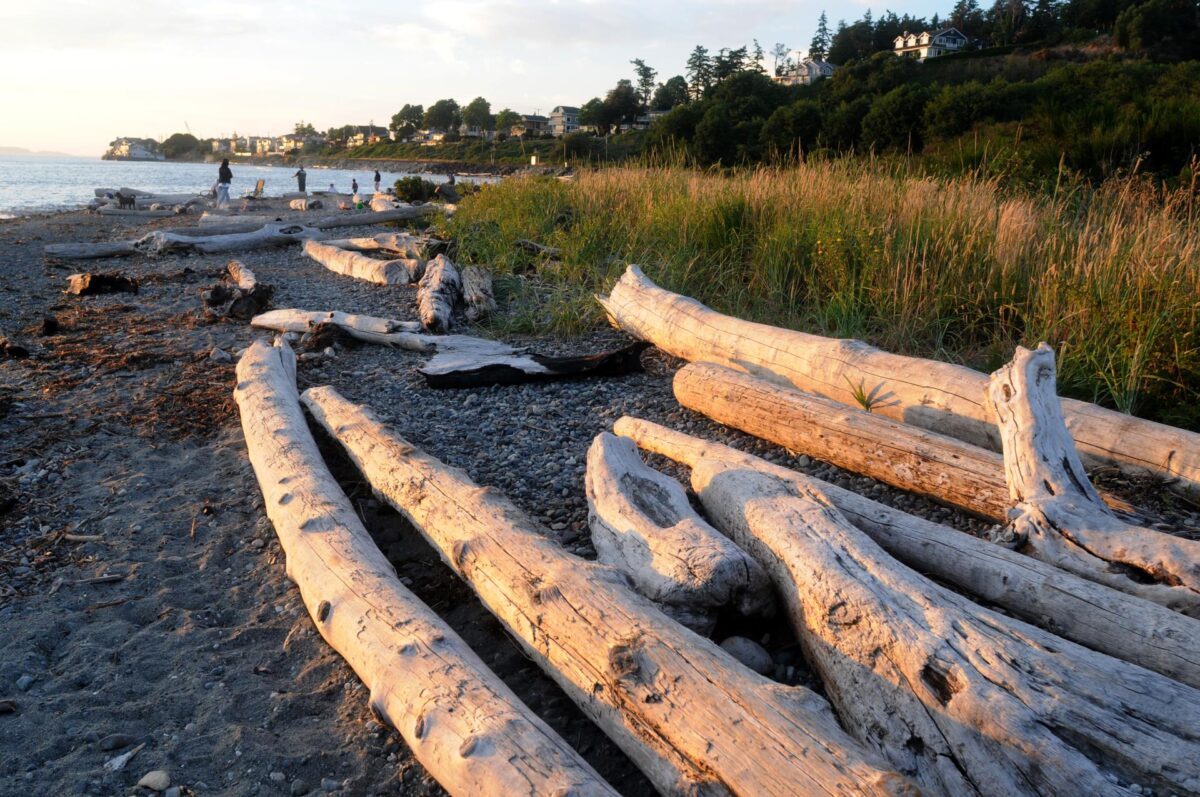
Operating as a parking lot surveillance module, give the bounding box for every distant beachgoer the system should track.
[351,178,359,195]
[373,170,381,192]
[294,165,307,193]
[216,159,233,208]
[328,182,337,194]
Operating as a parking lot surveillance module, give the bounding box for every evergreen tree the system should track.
[809,11,832,59]
[751,39,767,72]
[631,59,658,110]
[686,45,714,99]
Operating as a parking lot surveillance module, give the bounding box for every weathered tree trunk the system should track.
[66,273,138,295]
[417,255,462,334]
[302,240,423,286]
[202,260,274,320]
[673,361,1134,523]
[321,233,426,258]
[419,341,649,389]
[96,206,176,218]
[613,417,1200,693]
[988,345,1200,615]
[585,432,773,632]
[289,198,323,211]
[685,455,1200,797]
[224,260,258,293]
[314,206,441,229]
[250,309,430,352]
[370,197,397,212]
[301,386,916,797]
[46,241,140,259]
[598,265,1200,497]
[232,341,618,797]
[461,266,496,323]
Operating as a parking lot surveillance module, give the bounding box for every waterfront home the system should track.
[893,28,968,60]
[549,106,581,137]
[513,114,548,137]
[347,125,388,147]
[773,57,838,86]
[103,137,164,161]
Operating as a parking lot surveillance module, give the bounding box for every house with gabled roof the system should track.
[893,28,967,60]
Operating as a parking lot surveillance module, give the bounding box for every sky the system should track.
[1,0,946,157]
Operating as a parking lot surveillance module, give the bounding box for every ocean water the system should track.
[0,155,461,217]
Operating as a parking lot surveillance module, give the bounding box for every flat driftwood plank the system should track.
[598,264,1200,497]
[302,385,915,797]
[614,416,1200,691]
[233,340,618,797]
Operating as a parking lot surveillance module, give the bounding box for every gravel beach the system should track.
[2,206,1197,796]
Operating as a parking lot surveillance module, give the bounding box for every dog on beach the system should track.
[116,192,136,210]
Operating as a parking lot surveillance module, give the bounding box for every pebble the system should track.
[98,733,134,751]
[270,771,286,782]
[290,778,310,796]
[164,788,181,797]
[321,777,340,792]
[136,769,171,791]
[15,675,34,691]
[719,636,773,675]
[209,347,233,364]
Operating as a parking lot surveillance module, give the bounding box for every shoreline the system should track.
[162,154,571,177]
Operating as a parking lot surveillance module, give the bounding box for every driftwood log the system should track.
[461,266,496,323]
[302,240,423,286]
[322,233,427,258]
[301,386,915,797]
[989,345,1200,615]
[66,272,139,296]
[673,361,1135,523]
[232,341,617,797]
[202,260,274,320]
[585,432,772,631]
[250,310,430,352]
[417,255,462,334]
[685,455,1200,797]
[598,265,1200,496]
[614,417,1200,690]
[419,341,649,389]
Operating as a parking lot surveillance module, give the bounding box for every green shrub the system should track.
[393,176,438,202]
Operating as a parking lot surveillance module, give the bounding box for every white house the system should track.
[893,28,967,60]
[548,106,581,137]
[104,138,164,161]
[773,57,838,87]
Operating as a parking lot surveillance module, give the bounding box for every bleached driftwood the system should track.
[96,206,176,218]
[598,265,1200,496]
[417,255,462,334]
[198,213,285,228]
[673,361,1134,523]
[419,341,649,389]
[585,432,772,631]
[224,259,258,293]
[461,266,496,323]
[614,417,1200,695]
[66,272,138,295]
[370,197,398,212]
[250,310,430,352]
[201,260,274,320]
[321,233,426,257]
[233,341,617,797]
[289,198,323,211]
[686,455,1200,797]
[302,240,423,286]
[989,345,1200,615]
[45,224,323,259]
[301,386,915,797]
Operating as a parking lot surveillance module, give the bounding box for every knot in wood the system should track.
[316,600,331,622]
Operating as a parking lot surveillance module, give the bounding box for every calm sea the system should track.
[0,155,459,217]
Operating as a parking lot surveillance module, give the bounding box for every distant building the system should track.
[513,114,548,136]
[773,57,838,87]
[103,138,164,161]
[548,106,581,137]
[277,133,325,153]
[458,123,495,140]
[893,28,967,60]
[346,125,388,147]
[211,138,233,154]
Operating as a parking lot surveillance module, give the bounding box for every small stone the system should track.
[270,771,286,783]
[290,778,310,796]
[164,788,182,797]
[99,733,134,751]
[15,675,34,692]
[209,347,233,364]
[321,777,340,791]
[796,455,813,468]
[719,636,773,675]
[136,769,170,791]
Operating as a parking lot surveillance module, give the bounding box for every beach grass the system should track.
[443,162,1200,428]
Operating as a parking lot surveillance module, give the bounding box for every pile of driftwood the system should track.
[233,264,1200,796]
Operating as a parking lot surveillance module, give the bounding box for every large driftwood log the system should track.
[585,432,772,632]
[419,341,649,389]
[233,341,616,797]
[685,455,1200,797]
[461,266,496,323]
[417,255,462,334]
[302,240,423,286]
[322,233,427,258]
[989,345,1200,615]
[614,417,1200,690]
[598,265,1200,496]
[673,361,1134,523]
[250,310,430,352]
[301,386,915,797]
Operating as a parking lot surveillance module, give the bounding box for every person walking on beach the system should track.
[216,159,233,208]
[351,178,359,195]
[294,165,307,193]
[373,170,381,193]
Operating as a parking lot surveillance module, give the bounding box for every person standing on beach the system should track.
[351,178,359,195]
[294,165,307,193]
[216,159,233,208]
[373,170,381,193]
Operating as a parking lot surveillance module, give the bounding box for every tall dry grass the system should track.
[446,163,1200,426]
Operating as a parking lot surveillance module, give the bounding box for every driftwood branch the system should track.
[419,341,649,389]
[417,255,462,334]
[250,310,430,352]
[303,240,423,286]
[461,266,496,323]
[232,340,617,797]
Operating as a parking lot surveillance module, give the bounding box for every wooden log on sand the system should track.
[45,224,323,259]
[417,255,462,333]
[989,344,1200,615]
[321,233,427,258]
[615,416,1200,696]
[684,453,1200,796]
[419,341,649,390]
[462,266,496,323]
[301,386,915,797]
[302,240,423,286]
[250,309,430,352]
[585,432,773,631]
[233,341,617,797]
[673,361,1135,523]
[598,264,1200,496]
